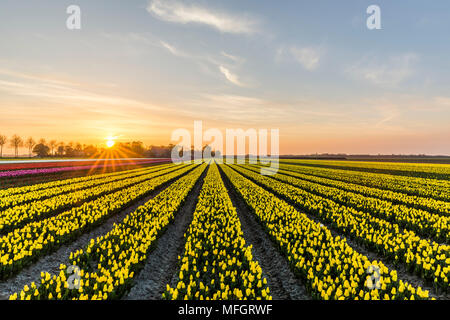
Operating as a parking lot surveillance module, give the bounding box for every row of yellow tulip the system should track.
[9,164,206,300]
[0,164,194,280]
[164,164,271,300]
[0,164,169,198]
[268,164,450,216]
[243,165,449,242]
[279,159,450,179]
[230,165,449,291]
[0,164,173,210]
[277,163,450,202]
[221,165,430,300]
[0,164,182,234]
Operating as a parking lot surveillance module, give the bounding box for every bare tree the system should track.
[57,142,65,156]
[10,134,23,158]
[49,140,57,156]
[0,135,7,158]
[57,145,65,156]
[38,138,46,146]
[25,137,36,158]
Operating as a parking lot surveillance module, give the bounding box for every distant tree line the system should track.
[0,134,195,159]
[0,134,103,158]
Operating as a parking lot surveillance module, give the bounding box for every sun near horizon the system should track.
[106,137,116,148]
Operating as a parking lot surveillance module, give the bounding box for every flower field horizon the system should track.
[1,1,450,314]
[0,159,448,301]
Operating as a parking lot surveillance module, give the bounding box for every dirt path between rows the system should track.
[228,165,448,300]
[123,167,207,300]
[0,167,195,300]
[219,166,310,300]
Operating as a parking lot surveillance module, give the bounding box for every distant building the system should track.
[148,146,172,158]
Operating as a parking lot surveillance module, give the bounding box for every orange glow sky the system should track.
[1,1,449,155]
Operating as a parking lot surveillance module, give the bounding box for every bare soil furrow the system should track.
[124,167,207,300]
[219,165,310,300]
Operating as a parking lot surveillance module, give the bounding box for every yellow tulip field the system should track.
[0,160,448,300]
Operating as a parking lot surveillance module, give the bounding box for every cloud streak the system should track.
[374,104,401,127]
[290,47,322,71]
[0,69,164,113]
[221,51,243,63]
[100,31,251,87]
[160,41,186,57]
[276,46,324,71]
[146,0,259,34]
[347,53,419,87]
[219,65,247,87]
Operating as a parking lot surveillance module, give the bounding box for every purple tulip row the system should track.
[0,159,171,178]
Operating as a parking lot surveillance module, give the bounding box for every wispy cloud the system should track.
[160,41,185,57]
[0,69,163,113]
[183,94,291,124]
[274,47,285,64]
[0,68,82,87]
[434,96,450,108]
[374,104,401,127]
[219,65,247,87]
[221,51,243,63]
[275,46,324,71]
[347,53,419,87]
[100,31,253,87]
[181,93,351,127]
[146,0,259,34]
[290,47,322,71]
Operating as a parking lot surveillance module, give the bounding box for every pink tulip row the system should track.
[0,159,171,178]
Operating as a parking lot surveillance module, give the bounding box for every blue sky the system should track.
[0,0,449,154]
